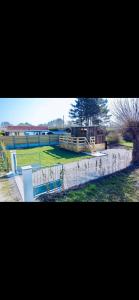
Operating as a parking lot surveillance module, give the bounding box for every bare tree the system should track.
[113,98,139,163]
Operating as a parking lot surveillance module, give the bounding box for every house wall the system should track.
[8,131,48,136]
[9,131,24,136]
[19,132,24,136]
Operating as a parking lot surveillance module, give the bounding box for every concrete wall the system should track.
[9,131,24,136]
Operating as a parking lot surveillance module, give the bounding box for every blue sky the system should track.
[0,98,113,125]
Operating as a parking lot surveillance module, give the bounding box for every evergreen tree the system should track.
[18,122,33,126]
[96,98,110,125]
[47,118,64,128]
[69,98,110,126]
[69,98,86,126]
[83,99,100,126]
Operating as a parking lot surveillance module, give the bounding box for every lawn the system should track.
[37,165,139,202]
[15,146,91,167]
[119,140,133,149]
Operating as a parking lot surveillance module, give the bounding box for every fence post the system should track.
[26,136,29,148]
[21,166,33,202]
[38,135,40,146]
[10,150,17,174]
[12,137,14,148]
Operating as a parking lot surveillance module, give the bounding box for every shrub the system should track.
[49,128,65,131]
[107,131,121,144]
[0,131,4,136]
[123,131,133,142]
[0,141,11,171]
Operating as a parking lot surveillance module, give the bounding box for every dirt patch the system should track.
[0,174,22,202]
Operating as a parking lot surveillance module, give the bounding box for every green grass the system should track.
[15,146,91,167]
[119,140,133,149]
[53,166,139,202]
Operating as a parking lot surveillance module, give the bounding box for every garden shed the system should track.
[71,126,106,144]
[59,126,106,153]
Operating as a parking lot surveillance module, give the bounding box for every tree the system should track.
[69,98,110,126]
[1,121,12,127]
[96,98,110,125]
[18,122,33,126]
[113,98,139,163]
[38,123,48,126]
[69,99,85,126]
[66,120,74,127]
[47,118,64,128]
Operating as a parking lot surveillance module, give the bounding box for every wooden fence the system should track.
[60,135,104,144]
[0,134,104,151]
[59,136,87,145]
[59,135,105,153]
[0,135,61,149]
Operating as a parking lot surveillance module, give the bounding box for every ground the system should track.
[119,140,133,149]
[108,140,133,150]
[0,142,136,202]
[16,146,91,167]
[13,141,134,167]
[38,165,139,202]
[0,173,22,202]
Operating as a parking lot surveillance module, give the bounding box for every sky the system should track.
[0,98,114,125]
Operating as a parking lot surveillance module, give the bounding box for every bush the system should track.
[0,131,4,136]
[0,141,11,171]
[66,128,71,133]
[49,128,65,131]
[123,131,133,142]
[107,131,121,144]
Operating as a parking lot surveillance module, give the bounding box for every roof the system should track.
[71,125,104,128]
[6,125,48,131]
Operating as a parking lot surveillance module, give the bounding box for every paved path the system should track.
[0,174,22,202]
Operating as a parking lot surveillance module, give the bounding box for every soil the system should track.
[0,173,22,202]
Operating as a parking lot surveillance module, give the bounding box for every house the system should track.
[3,125,49,136]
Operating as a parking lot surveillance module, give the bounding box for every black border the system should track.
[0,202,138,243]
[0,59,139,98]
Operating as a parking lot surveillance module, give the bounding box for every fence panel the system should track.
[32,164,64,197]
[0,137,14,148]
[62,149,132,190]
[0,134,61,149]
[39,135,49,146]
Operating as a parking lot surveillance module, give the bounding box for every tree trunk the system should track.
[132,136,139,163]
